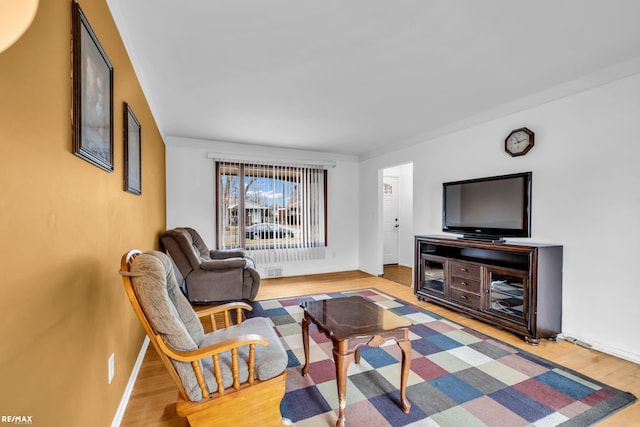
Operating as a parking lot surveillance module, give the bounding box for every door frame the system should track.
[379,162,414,277]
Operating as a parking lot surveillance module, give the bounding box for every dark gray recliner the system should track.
[160,227,260,303]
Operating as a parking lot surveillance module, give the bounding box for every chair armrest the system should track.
[156,333,269,363]
[209,249,247,259]
[196,302,252,329]
[195,301,252,318]
[200,258,246,270]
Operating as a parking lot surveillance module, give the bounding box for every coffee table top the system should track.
[300,296,412,340]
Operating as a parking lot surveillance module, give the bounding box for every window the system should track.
[216,160,327,263]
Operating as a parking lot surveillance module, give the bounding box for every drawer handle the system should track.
[460,295,468,300]
[461,281,467,286]
[461,268,468,272]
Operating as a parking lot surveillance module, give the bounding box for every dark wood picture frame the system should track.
[123,102,142,195]
[72,1,114,172]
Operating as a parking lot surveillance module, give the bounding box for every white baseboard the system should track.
[588,341,640,365]
[558,333,640,365]
[111,336,150,427]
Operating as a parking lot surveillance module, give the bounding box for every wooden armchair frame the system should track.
[120,250,288,426]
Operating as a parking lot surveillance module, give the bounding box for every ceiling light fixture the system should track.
[0,0,39,54]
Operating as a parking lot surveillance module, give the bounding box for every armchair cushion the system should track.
[174,316,287,401]
[198,317,288,388]
[131,251,205,347]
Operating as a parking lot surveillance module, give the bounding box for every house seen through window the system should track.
[216,161,327,263]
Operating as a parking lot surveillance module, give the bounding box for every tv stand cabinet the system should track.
[414,235,563,344]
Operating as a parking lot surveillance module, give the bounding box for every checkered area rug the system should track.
[247,289,636,426]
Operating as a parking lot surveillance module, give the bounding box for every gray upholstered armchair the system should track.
[160,227,260,303]
[119,250,288,426]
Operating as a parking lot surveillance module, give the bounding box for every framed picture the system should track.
[72,1,114,172]
[123,103,142,195]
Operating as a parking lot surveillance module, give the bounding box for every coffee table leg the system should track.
[301,315,310,376]
[397,337,412,413]
[333,348,354,427]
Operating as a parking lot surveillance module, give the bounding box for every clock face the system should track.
[505,128,534,156]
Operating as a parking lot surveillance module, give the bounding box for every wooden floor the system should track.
[382,264,413,287]
[120,271,639,426]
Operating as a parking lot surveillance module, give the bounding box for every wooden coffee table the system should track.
[300,296,412,427]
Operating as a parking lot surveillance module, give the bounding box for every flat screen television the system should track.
[442,172,532,242]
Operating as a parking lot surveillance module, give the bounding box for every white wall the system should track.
[165,73,640,363]
[359,72,640,363]
[165,137,361,277]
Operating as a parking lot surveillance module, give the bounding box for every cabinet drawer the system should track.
[450,276,481,294]
[450,288,482,308]
[449,261,481,279]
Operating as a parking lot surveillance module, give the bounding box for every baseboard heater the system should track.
[265,267,283,278]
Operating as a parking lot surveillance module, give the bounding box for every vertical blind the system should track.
[216,159,327,264]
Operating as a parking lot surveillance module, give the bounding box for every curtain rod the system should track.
[206,152,336,168]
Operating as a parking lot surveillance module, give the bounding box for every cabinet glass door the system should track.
[419,255,445,295]
[486,270,528,324]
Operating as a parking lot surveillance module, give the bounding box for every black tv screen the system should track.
[442,172,532,241]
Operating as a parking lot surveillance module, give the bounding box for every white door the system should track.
[383,176,400,264]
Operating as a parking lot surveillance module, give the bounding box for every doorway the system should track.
[381,163,413,286]
[383,175,400,265]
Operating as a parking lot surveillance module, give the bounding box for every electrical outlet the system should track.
[108,353,115,384]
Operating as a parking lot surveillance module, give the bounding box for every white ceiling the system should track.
[107,0,640,158]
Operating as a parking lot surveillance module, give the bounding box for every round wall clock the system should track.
[505,127,534,157]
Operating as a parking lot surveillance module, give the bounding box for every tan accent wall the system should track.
[0,1,165,425]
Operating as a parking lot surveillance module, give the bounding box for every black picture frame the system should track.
[123,102,142,195]
[72,1,114,172]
